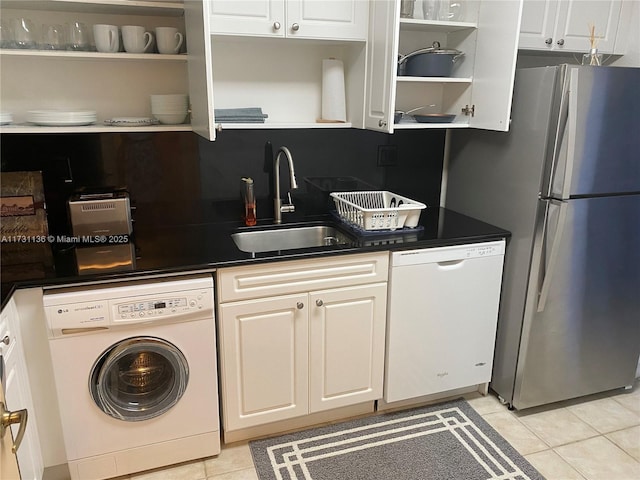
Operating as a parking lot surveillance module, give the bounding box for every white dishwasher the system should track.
[384,240,505,403]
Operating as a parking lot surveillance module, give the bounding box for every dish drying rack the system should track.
[330,191,426,231]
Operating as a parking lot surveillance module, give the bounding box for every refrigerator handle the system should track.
[559,69,580,199]
[546,69,578,198]
[537,200,568,312]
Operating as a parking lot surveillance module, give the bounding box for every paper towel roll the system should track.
[321,58,347,122]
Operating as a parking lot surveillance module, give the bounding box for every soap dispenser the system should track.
[241,177,256,226]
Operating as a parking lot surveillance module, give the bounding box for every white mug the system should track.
[122,25,152,53]
[93,24,119,53]
[155,26,183,54]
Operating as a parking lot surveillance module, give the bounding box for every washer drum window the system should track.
[89,337,189,422]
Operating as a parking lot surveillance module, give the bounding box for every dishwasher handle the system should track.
[436,259,465,268]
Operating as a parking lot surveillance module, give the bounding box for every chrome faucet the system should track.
[273,146,298,224]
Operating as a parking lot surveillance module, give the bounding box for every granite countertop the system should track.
[0,205,510,306]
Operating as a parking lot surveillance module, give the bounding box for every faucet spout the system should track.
[274,146,298,224]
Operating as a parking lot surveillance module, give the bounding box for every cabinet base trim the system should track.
[223,402,374,444]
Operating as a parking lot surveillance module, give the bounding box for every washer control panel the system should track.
[114,294,206,320]
[43,275,214,337]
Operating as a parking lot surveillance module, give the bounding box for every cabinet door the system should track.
[364,0,398,132]
[0,380,20,480]
[553,0,622,53]
[308,283,387,413]
[0,300,43,480]
[219,294,308,431]
[468,0,523,131]
[185,0,217,140]
[209,0,286,37]
[519,0,559,49]
[287,0,369,40]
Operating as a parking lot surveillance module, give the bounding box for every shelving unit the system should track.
[365,0,522,133]
[0,0,189,134]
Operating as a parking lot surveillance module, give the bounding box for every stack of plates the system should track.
[150,94,188,124]
[27,110,97,126]
[0,112,13,125]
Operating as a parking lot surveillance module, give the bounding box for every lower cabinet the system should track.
[217,253,388,432]
[0,297,43,480]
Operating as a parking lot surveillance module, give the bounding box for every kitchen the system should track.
[1,1,639,480]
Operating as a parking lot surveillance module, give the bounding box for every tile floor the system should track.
[74,383,640,480]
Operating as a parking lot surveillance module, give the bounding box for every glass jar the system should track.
[438,0,465,21]
[582,48,603,66]
[422,0,441,20]
[400,0,416,18]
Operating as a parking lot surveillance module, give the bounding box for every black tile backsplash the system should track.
[1,128,445,232]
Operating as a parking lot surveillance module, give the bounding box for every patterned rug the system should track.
[250,398,544,480]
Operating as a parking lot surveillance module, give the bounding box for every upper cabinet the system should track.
[365,0,523,133]
[519,0,626,54]
[0,0,190,134]
[186,0,370,140]
[210,0,369,40]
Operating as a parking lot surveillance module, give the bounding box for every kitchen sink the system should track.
[231,224,354,253]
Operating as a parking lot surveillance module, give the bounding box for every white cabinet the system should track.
[519,0,624,54]
[217,252,388,432]
[188,0,368,139]
[0,0,190,134]
[0,298,43,480]
[365,0,523,133]
[210,0,369,41]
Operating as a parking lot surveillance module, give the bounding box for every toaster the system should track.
[68,189,132,236]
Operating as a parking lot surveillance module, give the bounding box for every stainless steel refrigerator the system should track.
[446,64,640,410]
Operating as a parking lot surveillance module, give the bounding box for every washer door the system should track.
[89,336,189,422]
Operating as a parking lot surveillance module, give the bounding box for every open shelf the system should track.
[399,19,477,32]
[218,122,353,130]
[393,122,468,129]
[0,49,186,61]
[0,123,192,134]
[396,76,473,84]
[0,0,184,17]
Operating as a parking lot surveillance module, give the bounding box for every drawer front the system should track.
[217,252,389,303]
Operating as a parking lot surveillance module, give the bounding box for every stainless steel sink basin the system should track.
[232,224,353,253]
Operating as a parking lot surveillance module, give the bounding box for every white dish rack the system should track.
[330,191,426,231]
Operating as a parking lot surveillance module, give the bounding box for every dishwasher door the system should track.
[384,241,505,403]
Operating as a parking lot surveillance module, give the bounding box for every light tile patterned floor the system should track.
[59,383,640,480]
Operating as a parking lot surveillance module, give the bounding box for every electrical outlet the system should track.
[377,145,398,166]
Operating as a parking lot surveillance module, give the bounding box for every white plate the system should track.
[104,117,159,126]
[28,110,97,117]
[27,119,97,126]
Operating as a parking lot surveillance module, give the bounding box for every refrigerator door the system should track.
[513,194,640,409]
[549,66,640,199]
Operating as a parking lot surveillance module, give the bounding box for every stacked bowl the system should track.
[150,94,189,124]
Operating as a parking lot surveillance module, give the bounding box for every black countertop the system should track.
[0,206,510,306]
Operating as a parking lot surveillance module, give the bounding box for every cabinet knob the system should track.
[273,21,281,31]
[556,39,565,46]
[1,336,9,346]
[545,37,553,45]
[291,23,300,31]
[296,302,304,310]
[316,299,324,307]
[378,119,387,127]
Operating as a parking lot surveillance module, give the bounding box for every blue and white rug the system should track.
[250,398,544,480]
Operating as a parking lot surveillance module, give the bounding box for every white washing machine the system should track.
[43,274,220,480]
